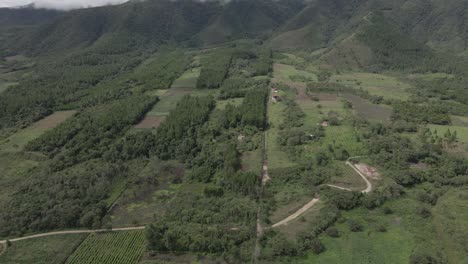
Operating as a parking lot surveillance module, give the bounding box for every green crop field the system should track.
[171,67,201,89]
[304,125,366,158]
[327,162,366,191]
[0,111,76,153]
[0,153,39,203]
[146,87,217,117]
[331,72,411,100]
[0,234,86,264]
[267,101,297,169]
[272,63,317,84]
[342,94,392,123]
[216,98,243,110]
[66,231,146,264]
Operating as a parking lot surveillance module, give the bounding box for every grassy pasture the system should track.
[0,234,86,264]
[298,97,346,129]
[272,63,317,84]
[0,153,39,203]
[274,200,324,240]
[451,115,468,126]
[428,124,468,143]
[0,81,16,94]
[241,149,262,173]
[342,94,392,123]
[331,72,411,100]
[432,189,468,263]
[216,98,243,110]
[267,101,297,169]
[171,67,201,89]
[66,231,146,264]
[327,162,366,191]
[0,111,76,152]
[301,188,468,264]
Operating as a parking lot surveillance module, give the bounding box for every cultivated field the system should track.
[342,94,392,123]
[170,67,200,89]
[66,231,146,264]
[0,153,39,203]
[0,111,76,152]
[266,102,297,169]
[216,98,243,110]
[0,234,86,264]
[331,72,411,100]
[327,162,367,191]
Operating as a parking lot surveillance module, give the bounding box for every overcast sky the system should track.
[0,0,130,10]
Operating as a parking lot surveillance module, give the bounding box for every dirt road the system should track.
[0,226,146,245]
[272,198,320,228]
[346,161,372,193]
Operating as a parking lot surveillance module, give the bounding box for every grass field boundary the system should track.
[0,226,146,245]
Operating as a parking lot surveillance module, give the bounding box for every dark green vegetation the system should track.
[0,0,467,263]
[0,234,86,264]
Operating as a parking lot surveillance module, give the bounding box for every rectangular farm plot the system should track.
[66,230,146,264]
[328,162,367,191]
[0,234,87,264]
[267,102,297,169]
[428,124,468,144]
[331,72,411,100]
[342,94,392,123]
[134,116,166,129]
[170,67,200,89]
[0,110,76,152]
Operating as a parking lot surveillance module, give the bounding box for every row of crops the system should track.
[66,230,146,264]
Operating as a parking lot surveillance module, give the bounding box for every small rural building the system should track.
[272,94,281,102]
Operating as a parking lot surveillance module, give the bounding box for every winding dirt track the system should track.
[271,162,374,228]
[272,198,320,228]
[0,226,146,245]
[345,161,372,193]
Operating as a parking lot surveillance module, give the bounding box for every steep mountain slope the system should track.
[270,0,467,54]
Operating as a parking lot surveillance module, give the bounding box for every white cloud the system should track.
[0,0,130,10]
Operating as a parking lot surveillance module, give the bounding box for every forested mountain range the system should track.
[0,0,467,56]
[0,0,468,263]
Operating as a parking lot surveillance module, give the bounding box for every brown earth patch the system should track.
[135,116,166,129]
[33,110,76,129]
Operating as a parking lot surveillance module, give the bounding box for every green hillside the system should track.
[0,0,467,263]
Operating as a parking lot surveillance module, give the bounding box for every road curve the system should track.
[0,226,146,244]
[272,198,320,228]
[346,161,372,193]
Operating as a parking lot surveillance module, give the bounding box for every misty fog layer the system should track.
[0,0,130,10]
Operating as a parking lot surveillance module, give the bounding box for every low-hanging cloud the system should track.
[0,0,130,10]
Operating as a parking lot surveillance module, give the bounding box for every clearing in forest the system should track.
[331,72,411,100]
[327,162,367,191]
[0,110,76,152]
[170,67,201,89]
[342,94,392,123]
[0,234,86,264]
[66,230,146,264]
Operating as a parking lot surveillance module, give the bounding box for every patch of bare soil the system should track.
[33,110,76,129]
[135,116,166,129]
[354,163,381,180]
